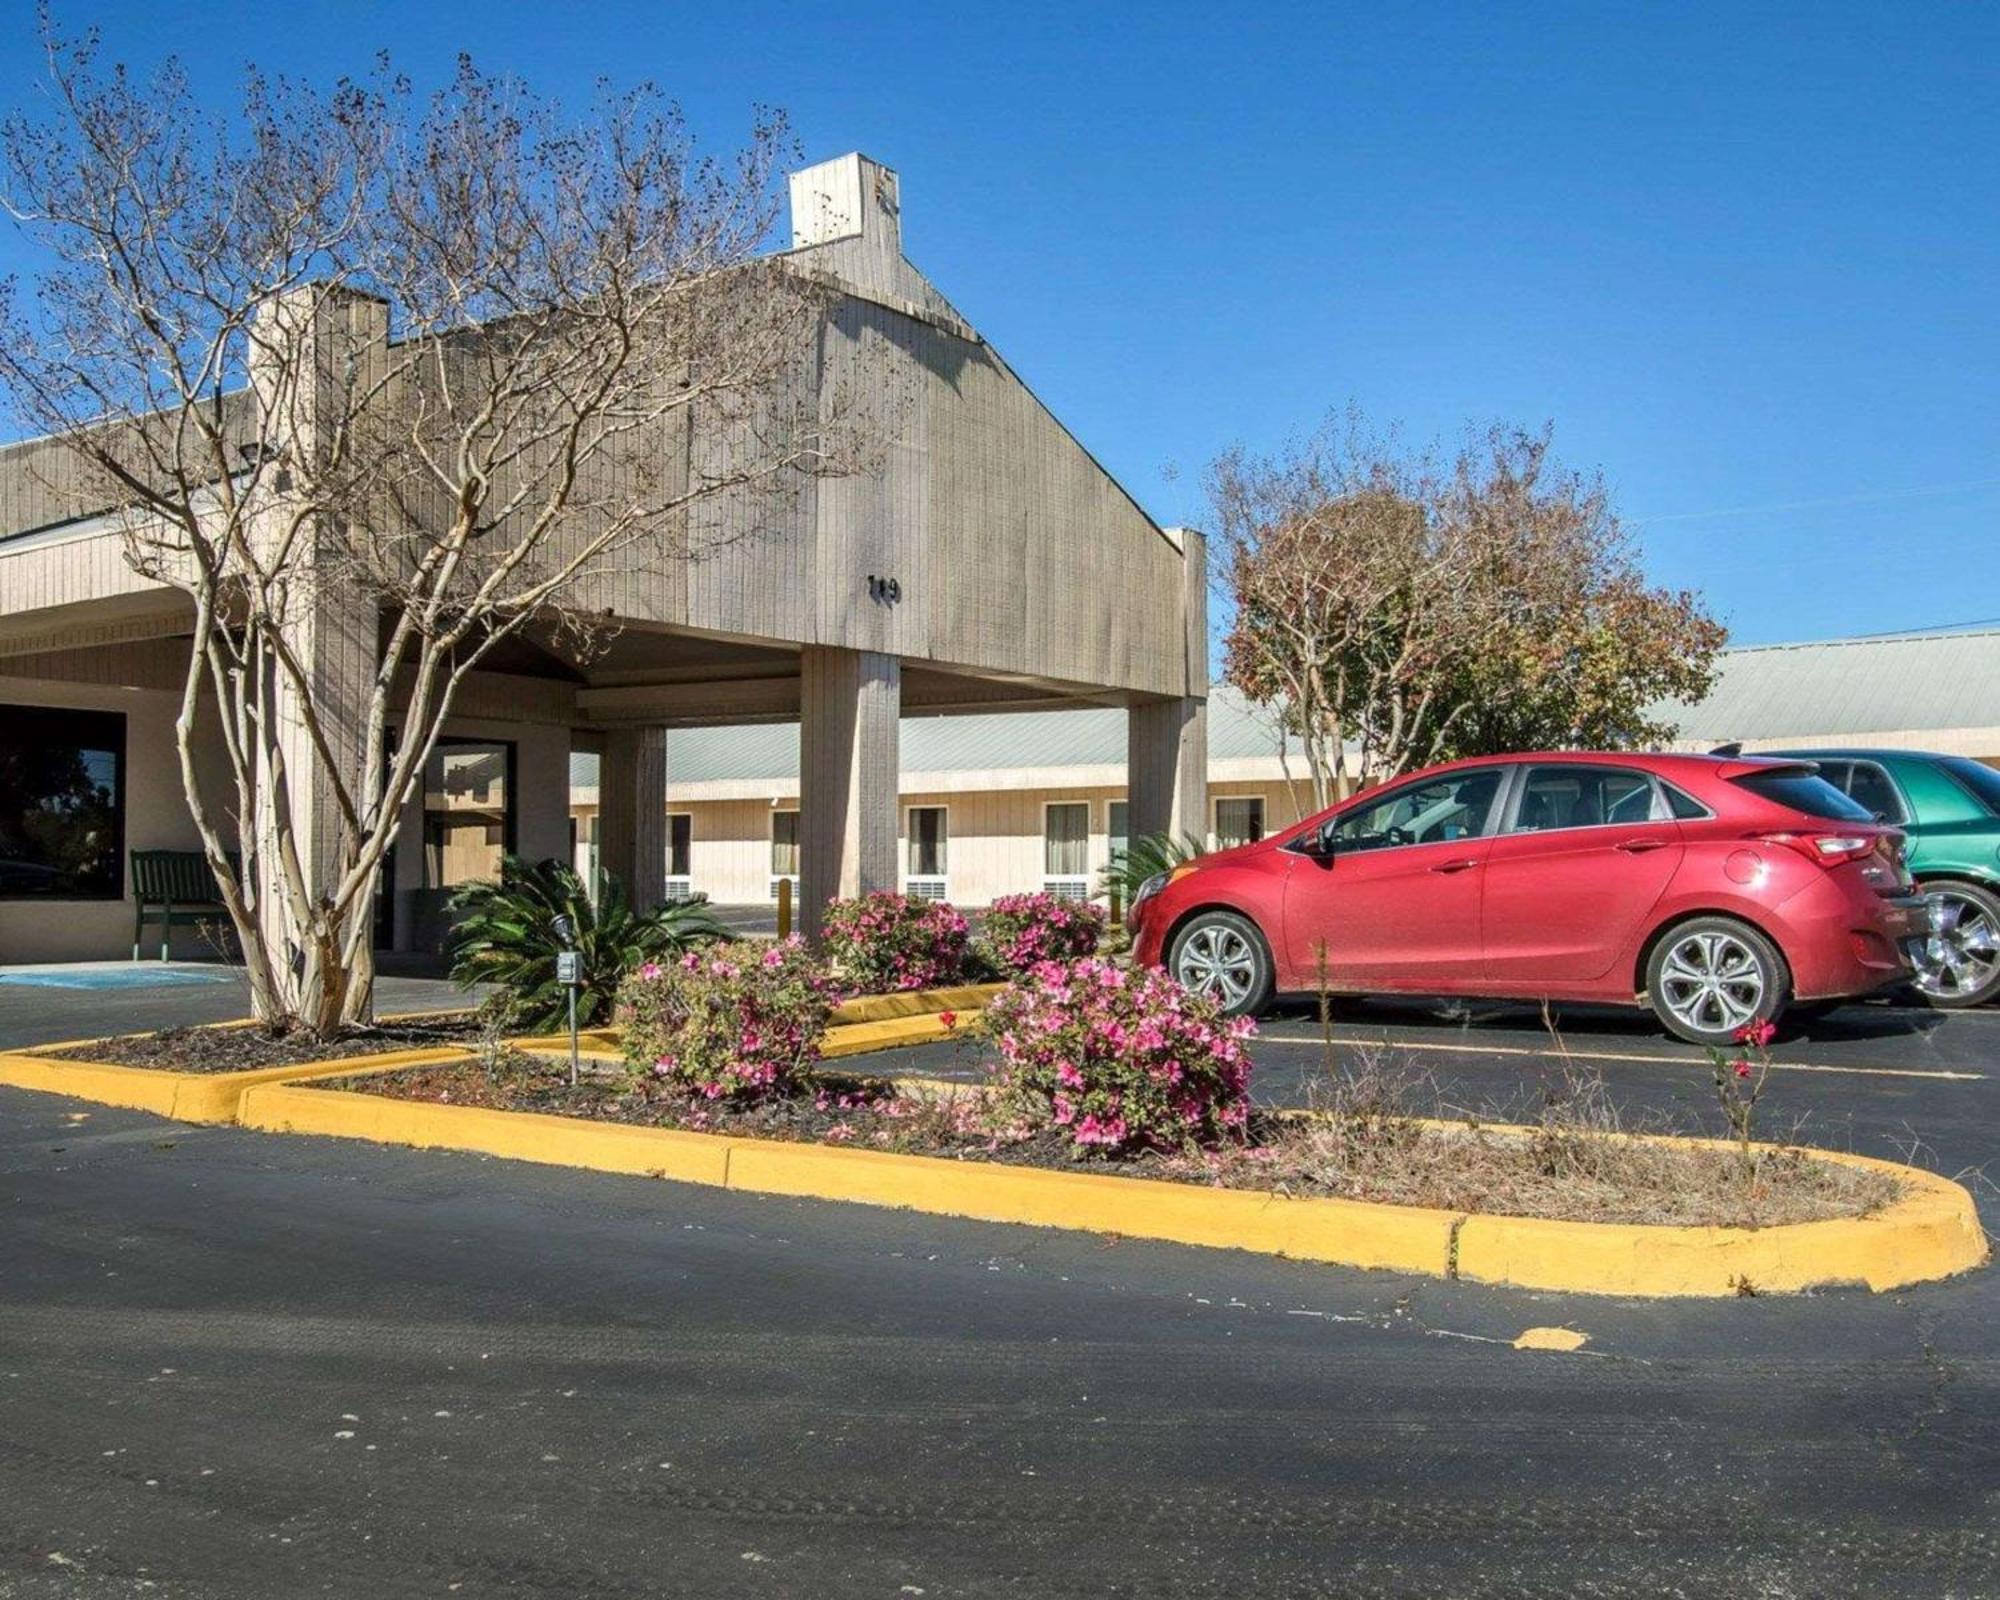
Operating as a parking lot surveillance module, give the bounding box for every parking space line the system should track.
[1255,1031,1986,1082]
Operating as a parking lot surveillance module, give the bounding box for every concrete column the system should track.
[389,765,425,952]
[1126,523,1212,847]
[511,723,573,868]
[1128,696,1209,846]
[598,726,668,911]
[798,645,900,941]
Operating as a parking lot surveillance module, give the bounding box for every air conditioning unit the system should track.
[1043,877,1090,903]
[904,876,948,902]
[663,877,695,903]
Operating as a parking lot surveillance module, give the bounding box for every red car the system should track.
[1129,752,1929,1046]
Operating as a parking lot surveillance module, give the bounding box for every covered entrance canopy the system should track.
[0,154,1208,959]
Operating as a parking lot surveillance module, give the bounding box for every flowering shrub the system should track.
[617,936,836,1101]
[820,892,972,993]
[983,957,1255,1155]
[978,892,1107,977]
[1707,1017,1778,1176]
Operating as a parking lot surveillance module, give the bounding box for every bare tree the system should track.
[0,26,869,1032]
[1211,414,1724,800]
[1210,414,1473,807]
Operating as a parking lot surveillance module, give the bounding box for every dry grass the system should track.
[1158,1046,1899,1228]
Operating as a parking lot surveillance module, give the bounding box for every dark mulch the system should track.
[349,1053,933,1142]
[43,1013,482,1073]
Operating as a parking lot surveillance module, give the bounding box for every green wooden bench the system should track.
[130,850,236,961]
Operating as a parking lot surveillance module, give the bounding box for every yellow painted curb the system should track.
[830,983,1007,1026]
[820,1012,980,1058]
[24,1017,1977,1298]
[521,999,993,1065]
[241,1084,732,1187]
[0,1045,473,1125]
[1452,1145,1988,1296]
[510,1030,623,1055]
[236,1079,1458,1276]
[230,1078,1989,1298]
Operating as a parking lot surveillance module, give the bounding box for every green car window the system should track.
[1844,762,1907,823]
[1938,757,2000,818]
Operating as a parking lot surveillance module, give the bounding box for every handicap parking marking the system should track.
[0,966,234,991]
[1250,1027,1986,1082]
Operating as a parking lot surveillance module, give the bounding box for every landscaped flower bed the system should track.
[336,1051,1898,1228]
[407,956,1900,1227]
[323,954,1903,1232]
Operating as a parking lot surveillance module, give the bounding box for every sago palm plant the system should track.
[447,856,728,1030]
[1098,830,1210,917]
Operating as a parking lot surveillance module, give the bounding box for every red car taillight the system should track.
[1752,830,1880,867]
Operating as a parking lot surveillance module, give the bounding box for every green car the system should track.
[1765,748,2000,1007]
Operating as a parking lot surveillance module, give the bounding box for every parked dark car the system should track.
[1129,752,1928,1047]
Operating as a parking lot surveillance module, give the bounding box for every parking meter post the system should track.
[551,915,581,1088]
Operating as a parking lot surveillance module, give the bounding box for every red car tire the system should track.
[1166,909,1275,1018]
[1644,915,1791,1048]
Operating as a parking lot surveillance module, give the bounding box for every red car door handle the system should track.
[1615,838,1669,853]
[1431,858,1481,873]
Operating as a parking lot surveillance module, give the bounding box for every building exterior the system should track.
[569,686,1320,906]
[565,629,2000,910]
[0,153,1210,964]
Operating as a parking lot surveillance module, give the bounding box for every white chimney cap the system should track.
[789,153,901,254]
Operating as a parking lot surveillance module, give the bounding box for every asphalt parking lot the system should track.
[1,977,1995,1596]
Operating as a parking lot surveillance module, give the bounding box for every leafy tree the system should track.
[1211,414,1723,793]
[1422,432,1726,760]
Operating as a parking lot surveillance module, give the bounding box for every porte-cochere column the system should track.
[798,645,901,941]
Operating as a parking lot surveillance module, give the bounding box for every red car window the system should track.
[1328,769,1504,853]
[1508,765,1659,832]
[1729,769,1872,822]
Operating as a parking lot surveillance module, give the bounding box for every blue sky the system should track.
[1,2,1993,647]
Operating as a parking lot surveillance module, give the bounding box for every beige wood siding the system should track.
[573,776,1329,909]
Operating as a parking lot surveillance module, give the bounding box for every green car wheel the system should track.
[1752,748,2000,1010]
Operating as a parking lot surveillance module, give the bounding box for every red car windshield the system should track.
[1728,768,1873,823]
